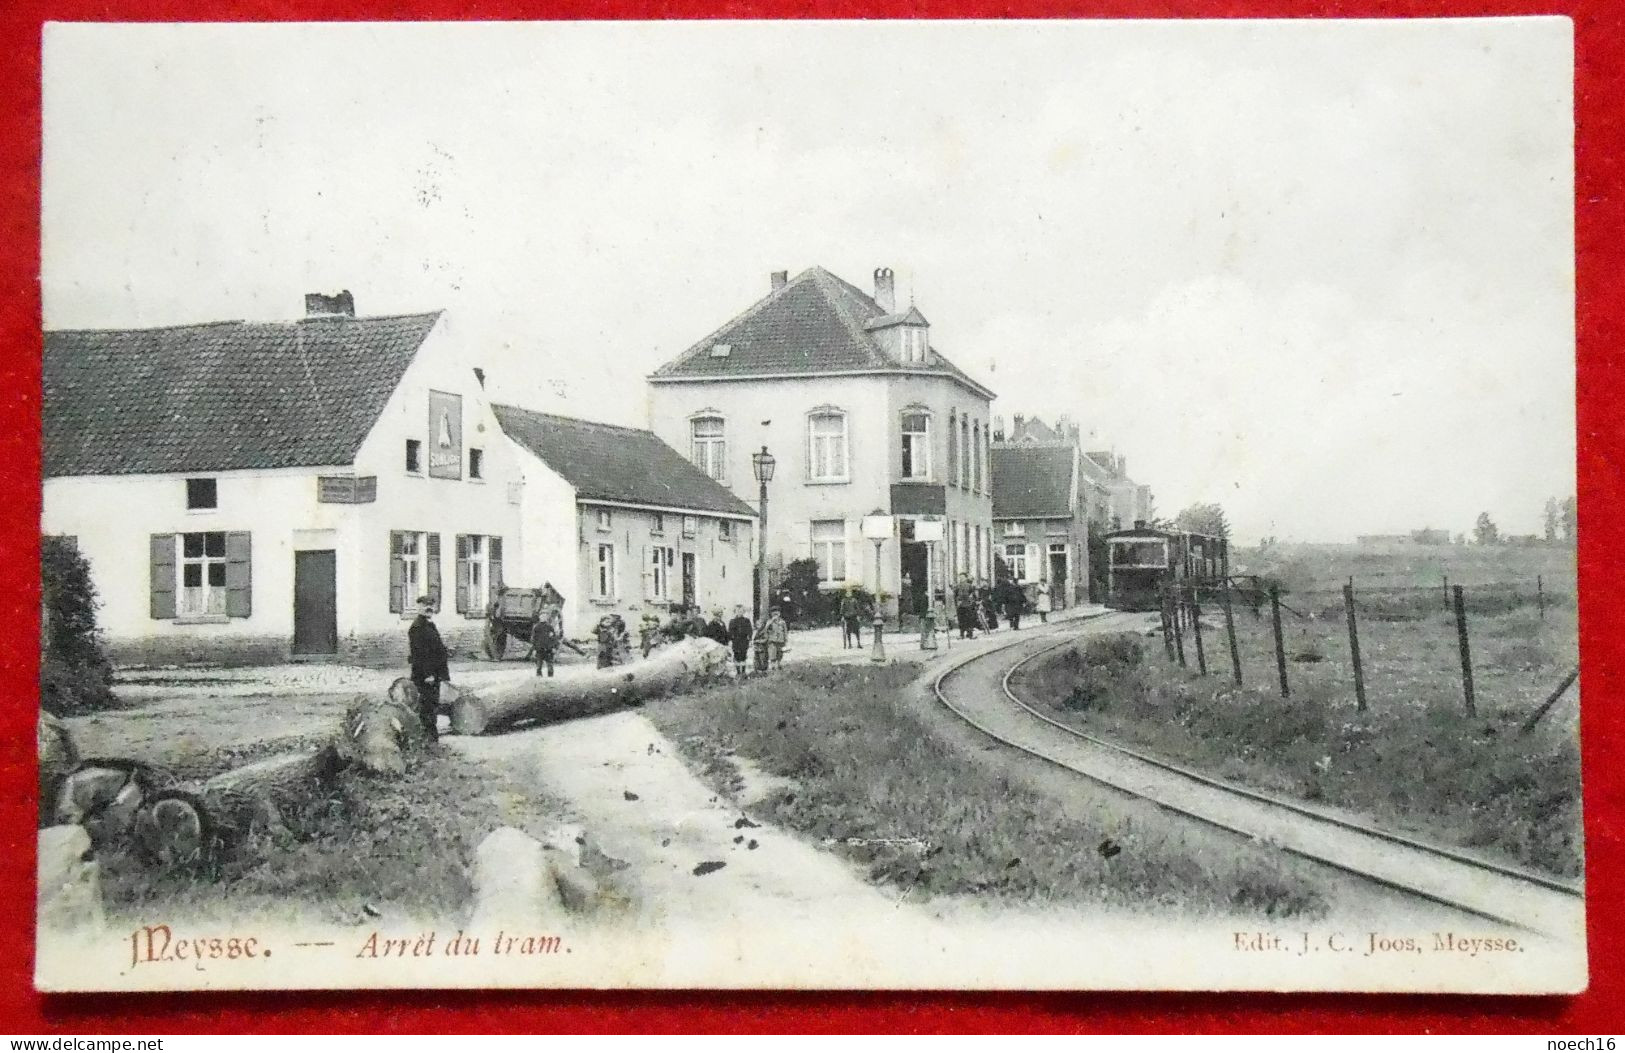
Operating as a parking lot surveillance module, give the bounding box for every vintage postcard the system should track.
[36,18,1581,992]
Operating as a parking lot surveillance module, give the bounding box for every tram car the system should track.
[1103,523,1229,611]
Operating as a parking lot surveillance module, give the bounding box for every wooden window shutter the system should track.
[489,536,504,594]
[149,534,176,620]
[641,544,656,601]
[388,531,405,613]
[454,535,471,614]
[224,531,253,617]
[426,533,442,606]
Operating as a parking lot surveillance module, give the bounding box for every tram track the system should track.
[930,614,1584,939]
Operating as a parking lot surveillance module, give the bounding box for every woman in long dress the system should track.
[1035,580,1053,624]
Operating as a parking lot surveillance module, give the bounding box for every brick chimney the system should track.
[1012,413,1026,439]
[874,267,896,313]
[304,290,355,318]
[771,270,788,292]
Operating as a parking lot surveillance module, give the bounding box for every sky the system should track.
[41,19,1575,543]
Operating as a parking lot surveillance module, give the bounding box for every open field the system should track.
[1238,540,1578,597]
[646,661,1334,920]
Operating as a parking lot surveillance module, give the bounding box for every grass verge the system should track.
[1014,627,1582,879]
[646,661,1331,921]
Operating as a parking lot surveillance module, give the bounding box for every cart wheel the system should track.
[484,623,507,660]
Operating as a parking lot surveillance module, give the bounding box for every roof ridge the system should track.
[46,309,443,336]
[492,403,654,437]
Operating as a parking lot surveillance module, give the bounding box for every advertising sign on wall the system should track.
[428,390,463,480]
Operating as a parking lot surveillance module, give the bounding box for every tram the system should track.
[1103,523,1229,612]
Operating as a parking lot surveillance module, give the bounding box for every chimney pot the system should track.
[873,267,896,313]
[771,270,788,292]
[304,290,355,318]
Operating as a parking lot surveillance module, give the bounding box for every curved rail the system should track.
[930,617,1584,936]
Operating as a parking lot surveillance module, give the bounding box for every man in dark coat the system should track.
[407,595,450,742]
[727,604,754,679]
[531,605,559,677]
[1000,578,1025,630]
[705,608,731,646]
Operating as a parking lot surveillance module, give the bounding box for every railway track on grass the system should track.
[931,616,1585,939]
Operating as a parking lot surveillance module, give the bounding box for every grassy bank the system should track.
[99,742,510,925]
[1013,628,1582,879]
[646,661,1332,921]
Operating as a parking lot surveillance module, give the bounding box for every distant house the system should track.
[493,406,757,636]
[1083,447,1155,531]
[990,415,1097,606]
[42,293,520,665]
[646,265,996,618]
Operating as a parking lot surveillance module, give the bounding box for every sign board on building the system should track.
[427,390,463,479]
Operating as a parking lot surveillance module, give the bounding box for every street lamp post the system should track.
[751,446,776,671]
[861,512,894,665]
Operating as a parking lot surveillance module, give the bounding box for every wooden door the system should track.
[293,550,338,656]
[681,553,696,610]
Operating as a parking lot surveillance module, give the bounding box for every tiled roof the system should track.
[44,312,441,477]
[492,404,756,518]
[991,445,1076,519]
[650,267,993,398]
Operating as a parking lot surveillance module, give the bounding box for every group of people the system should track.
[949,577,1053,639]
[570,600,792,680]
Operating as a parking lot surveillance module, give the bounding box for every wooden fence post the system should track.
[1443,573,1450,612]
[1343,581,1367,712]
[1270,584,1289,699]
[1190,586,1208,675]
[1453,584,1477,717]
[1223,580,1242,686]
[1172,587,1187,668]
[1160,588,1176,662]
[1538,574,1546,620]
[1519,666,1580,734]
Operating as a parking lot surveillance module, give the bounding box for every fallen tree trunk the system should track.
[38,714,79,815]
[451,636,733,735]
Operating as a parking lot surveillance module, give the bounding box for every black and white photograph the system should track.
[36,18,1581,992]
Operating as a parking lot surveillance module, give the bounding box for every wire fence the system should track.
[1156,575,1579,731]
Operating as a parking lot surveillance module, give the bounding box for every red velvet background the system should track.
[0,0,1618,1033]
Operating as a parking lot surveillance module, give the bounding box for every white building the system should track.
[493,405,758,636]
[42,292,522,665]
[645,266,996,618]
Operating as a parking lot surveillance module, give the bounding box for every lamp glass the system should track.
[752,447,776,483]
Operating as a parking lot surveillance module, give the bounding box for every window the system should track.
[902,327,928,364]
[690,416,727,481]
[1111,539,1169,569]
[959,416,970,489]
[809,411,848,481]
[185,478,217,511]
[595,543,617,598]
[947,411,959,486]
[1003,521,1026,537]
[682,515,697,539]
[972,421,983,492]
[651,513,666,535]
[720,520,732,541]
[179,532,227,616]
[649,545,675,601]
[1005,543,1028,583]
[901,412,931,480]
[811,520,847,582]
[390,530,441,612]
[151,531,251,620]
[405,439,422,474]
[456,534,503,614]
[596,509,612,531]
[468,447,484,480]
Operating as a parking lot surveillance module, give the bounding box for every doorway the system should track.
[681,552,697,611]
[1049,544,1070,607]
[900,541,928,619]
[293,549,338,656]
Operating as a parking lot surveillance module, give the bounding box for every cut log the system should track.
[334,680,425,776]
[134,746,343,867]
[450,636,733,735]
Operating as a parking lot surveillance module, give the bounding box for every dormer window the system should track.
[902,327,928,364]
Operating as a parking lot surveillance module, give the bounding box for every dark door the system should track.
[293,549,338,656]
[900,541,928,619]
[1050,550,1069,606]
[681,553,696,610]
